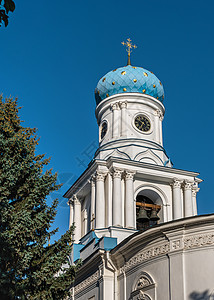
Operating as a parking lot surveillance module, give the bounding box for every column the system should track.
[183,181,193,217]
[112,168,123,227]
[95,171,106,229]
[155,109,164,145]
[192,187,199,216]
[111,102,120,139]
[120,101,127,137]
[159,113,164,146]
[124,171,135,228]
[68,199,74,228]
[73,195,81,243]
[154,109,160,143]
[83,209,87,235]
[90,176,96,230]
[106,172,113,227]
[171,179,182,220]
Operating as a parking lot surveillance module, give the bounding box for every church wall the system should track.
[126,101,157,143]
[184,248,214,298]
[123,257,170,300]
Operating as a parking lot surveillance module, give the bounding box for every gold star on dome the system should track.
[121,38,137,65]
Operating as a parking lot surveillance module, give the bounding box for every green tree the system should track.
[0,96,77,299]
[0,0,15,27]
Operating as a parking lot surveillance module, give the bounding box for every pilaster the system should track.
[171,179,183,220]
[95,171,106,229]
[73,194,82,242]
[120,101,127,137]
[183,180,193,217]
[90,175,96,230]
[112,168,123,227]
[192,187,199,216]
[155,109,164,145]
[111,102,120,139]
[124,171,135,229]
[68,198,74,228]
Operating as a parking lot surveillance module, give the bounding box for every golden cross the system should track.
[91,213,96,231]
[121,38,137,65]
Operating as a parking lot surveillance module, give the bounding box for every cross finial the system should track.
[121,38,137,65]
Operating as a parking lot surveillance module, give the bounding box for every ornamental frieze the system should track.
[184,233,214,249]
[120,232,214,274]
[74,271,99,294]
[120,242,170,273]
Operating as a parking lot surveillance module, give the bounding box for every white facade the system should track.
[64,93,201,244]
[63,70,213,300]
[72,215,214,300]
[96,93,168,166]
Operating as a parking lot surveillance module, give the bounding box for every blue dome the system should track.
[95,65,164,105]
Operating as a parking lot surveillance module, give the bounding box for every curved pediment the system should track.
[134,149,164,165]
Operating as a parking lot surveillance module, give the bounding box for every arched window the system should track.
[136,194,161,230]
[130,272,155,300]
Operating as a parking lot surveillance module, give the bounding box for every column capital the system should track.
[183,180,193,190]
[95,171,106,181]
[88,175,96,186]
[192,187,200,197]
[171,179,182,189]
[124,170,135,180]
[119,101,127,109]
[155,109,164,121]
[112,168,123,179]
[73,194,81,205]
[67,198,73,206]
[111,102,120,111]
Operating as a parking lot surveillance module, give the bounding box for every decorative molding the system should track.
[73,194,81,205]
[120,242,170,273]
[184,233,214,250]
[171,239,181,250]
[111,102,120,111]
[136,277,151,289]
[120,101,127,109]
[183,180,193,190]
[112,168,123,179]
[67,198,73,206]
[95,171,106,182]
[74,271,99,294]
[120,232,214,274]
[192,187,200,197]
[124,170,135,181]
[89,175,96,187]
[155,109,164,121]
[171,179,182,189]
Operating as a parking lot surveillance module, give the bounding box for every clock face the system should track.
[134,115,151,132]
[101,122,107,139]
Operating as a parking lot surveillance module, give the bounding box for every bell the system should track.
[150,209,160,221]
[137,207,149,223]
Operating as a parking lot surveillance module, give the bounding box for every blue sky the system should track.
[1,0,214,241]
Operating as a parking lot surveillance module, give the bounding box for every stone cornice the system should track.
[118,230,214,274]
[63,160,107,198]
[63,156,200,198]
[106,157,200,179]
[111,214,214,260]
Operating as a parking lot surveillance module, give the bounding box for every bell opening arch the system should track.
[134,185,169,229]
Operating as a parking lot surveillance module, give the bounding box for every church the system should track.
[64,39,214,300]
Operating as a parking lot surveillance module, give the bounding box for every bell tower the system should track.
[64,40,201,250]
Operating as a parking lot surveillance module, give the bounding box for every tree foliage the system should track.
[0,0,15,27]
[0,96,78,299]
